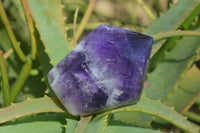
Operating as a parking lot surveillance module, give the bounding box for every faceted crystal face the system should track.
[47,25,153,116]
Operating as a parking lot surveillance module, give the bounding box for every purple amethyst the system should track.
[47,25,153,116]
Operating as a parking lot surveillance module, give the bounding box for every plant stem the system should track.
[10,59,32,102]
[153,31,200,41]
[184,111,200,124]
[21,0,37,60]
[70,0,96,45]
[0,51,10,107]
[73,8,79,47]
[3,48,13,59]
[0,1,26,62]
[136,0,156,21]
[74,116,93,133]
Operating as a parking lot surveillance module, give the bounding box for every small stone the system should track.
[47,25,153,116]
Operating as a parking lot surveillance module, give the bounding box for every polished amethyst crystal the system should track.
[47,25,153,116]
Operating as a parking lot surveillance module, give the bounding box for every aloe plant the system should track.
[0,0,200,133]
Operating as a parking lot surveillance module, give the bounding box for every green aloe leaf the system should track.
[111,112,153,128]
[0,113,67,133]
[180,3,200,29]
[84,115,109,133]
[95,95,198,133]
[166,64,200,114]
[27,0,72,66]
[144,0,200,57]
[0,97,67,124]
[66,119,77,133]
[35,31,56,97]
[144,29,200,102]
[104,125,163,133]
